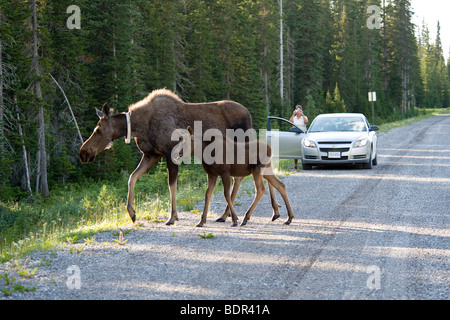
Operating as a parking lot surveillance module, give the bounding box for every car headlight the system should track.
[303,138,317,148]
[354,139,368,148]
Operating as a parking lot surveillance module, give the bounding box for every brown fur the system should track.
[79,89,253,224]
[185,127,294,227]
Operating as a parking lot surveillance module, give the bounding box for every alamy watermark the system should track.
[66,265,81,290]
[66,5,81,30]
[366,265,381,290]
[170,121,279,173]
[367,5,382,30]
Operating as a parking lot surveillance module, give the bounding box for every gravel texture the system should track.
[1,114,449,301]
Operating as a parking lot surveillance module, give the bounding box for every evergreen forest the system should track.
[0,0,449,201]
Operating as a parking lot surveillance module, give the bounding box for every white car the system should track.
[266,113,379,170]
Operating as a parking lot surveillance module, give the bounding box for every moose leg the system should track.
[264,174,294,225]
[197,174,218,227]
[267,183,281,221]
[216,177,243,222]
[127,154,161,222]
[166,157,179,225]
[241,171,266,226]
[221,173,239,227]
[217,177,280,223]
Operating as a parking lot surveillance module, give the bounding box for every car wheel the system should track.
[363,149,373,169]
[372,153,378,166]
[302,163,312,170]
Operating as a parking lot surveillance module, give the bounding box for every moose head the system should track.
[79,103,118,163]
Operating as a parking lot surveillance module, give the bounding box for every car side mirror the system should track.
[369,125,379,131]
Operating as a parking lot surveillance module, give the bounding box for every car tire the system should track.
[363,149,373,169]
[372,154,378,166]
[302,163,312,170]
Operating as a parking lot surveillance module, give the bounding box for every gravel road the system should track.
[1,114,449,301]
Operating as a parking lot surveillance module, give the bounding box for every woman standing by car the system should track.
[290,105,308,169]
[290,105,309,132]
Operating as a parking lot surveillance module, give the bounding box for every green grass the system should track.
[198,232,215,239]
[0,161,208,262]
[0,183,131,262]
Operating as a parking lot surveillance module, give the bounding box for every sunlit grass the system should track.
[0,185,134,262]
[0,162,209,262]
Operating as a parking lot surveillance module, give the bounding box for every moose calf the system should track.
[180,126,294,227]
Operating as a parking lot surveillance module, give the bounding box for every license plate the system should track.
[328,152,341,159]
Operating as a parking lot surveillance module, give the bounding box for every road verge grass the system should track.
[377,107,450,133]
[0,162,207,263]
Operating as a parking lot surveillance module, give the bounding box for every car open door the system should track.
[266,116,305,159]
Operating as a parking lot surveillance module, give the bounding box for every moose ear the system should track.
[101,102,111,118]
[96,108,103,119]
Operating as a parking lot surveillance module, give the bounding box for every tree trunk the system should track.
[14,97,32,194]
[49,74,84,145]
[279,0,284,104]
[0,7,4,168]
[382,0,388,101]
[31,0,49,196]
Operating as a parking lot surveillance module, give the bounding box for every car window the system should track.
[309,117,366,132]
[268,117,300,132]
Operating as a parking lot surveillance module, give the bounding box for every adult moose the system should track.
[79,89,257,225]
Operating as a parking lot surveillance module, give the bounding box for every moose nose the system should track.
[79,149,94,163]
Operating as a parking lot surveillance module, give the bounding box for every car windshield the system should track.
[309,116,367,133]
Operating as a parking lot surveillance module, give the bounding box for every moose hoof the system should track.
[196,223,204,228]
[231,222,238,227]
[165,220,175,226]
[215,217,226,223]
[271,214,280,222]
[240,221,248,227]
[284,220,291,225]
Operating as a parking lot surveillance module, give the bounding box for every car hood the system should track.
[306,131,367,142]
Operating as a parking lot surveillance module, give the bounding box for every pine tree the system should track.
[383,0,419,113]
[330,1,378,113]
[256,0,280,116]
[419,21,449,108]
[325,89,333,113]
[31,0,49,196]
[84,0,137,109]
[333,83,346,112]
[446,49,450,108]
[180,0,221,102]
[0,1,31,197]
[138,0,184,93]
[292,0,325,107]
[434,22,449,108]
[361,0,384,118]
[325,83,345,113]
[0,4,6,189]
[319,0,334,95]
